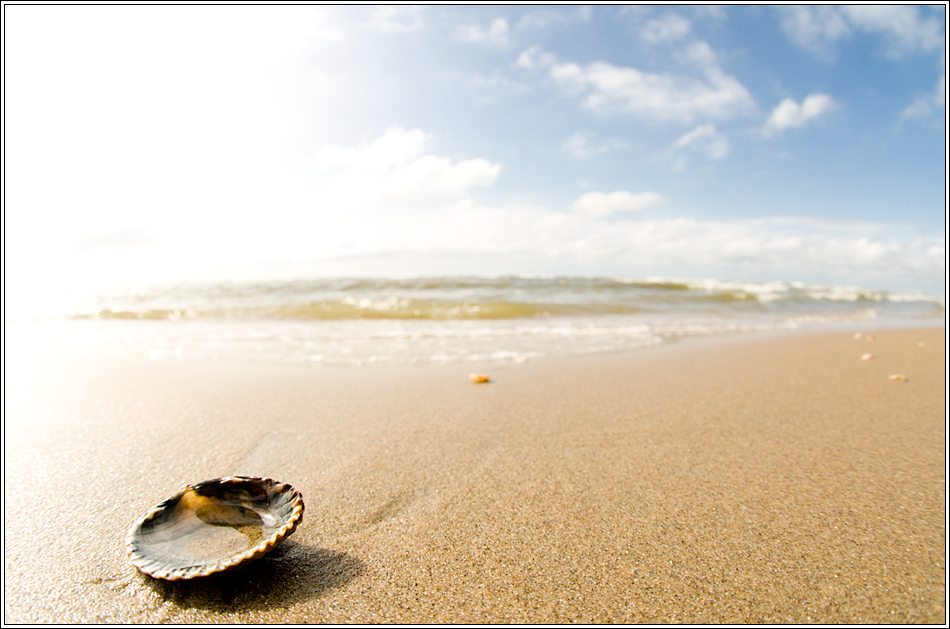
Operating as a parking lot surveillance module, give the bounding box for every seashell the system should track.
[888,373,908,382]
[861,353,874,361]
[469,373,491,383]
[126,476,304,581]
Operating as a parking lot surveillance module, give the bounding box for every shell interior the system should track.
[127,476,304,580]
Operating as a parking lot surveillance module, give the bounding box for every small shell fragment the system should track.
[853,332,863,340]
[861,353,874,361]
[469,373,491,383]
[888,373,908,382]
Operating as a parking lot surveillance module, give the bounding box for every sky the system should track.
[5,4,947,297]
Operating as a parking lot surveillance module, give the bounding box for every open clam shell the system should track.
[126,476,304,581]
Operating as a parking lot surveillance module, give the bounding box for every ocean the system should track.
[8,276,944,367]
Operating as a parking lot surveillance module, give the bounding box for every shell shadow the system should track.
[140,541,365,612]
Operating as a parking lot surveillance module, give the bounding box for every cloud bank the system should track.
[275,129,945,292]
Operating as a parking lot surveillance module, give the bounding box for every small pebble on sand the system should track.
[861,353,873,361]
[888,373,908,382]
[469,373,491,383]
[867,334,876,341]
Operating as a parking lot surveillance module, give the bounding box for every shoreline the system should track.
[5,312,944,374]
[5,327,945,623]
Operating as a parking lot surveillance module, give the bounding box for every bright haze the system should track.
[5,5,947,298]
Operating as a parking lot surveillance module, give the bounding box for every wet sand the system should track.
[4,327,946,623]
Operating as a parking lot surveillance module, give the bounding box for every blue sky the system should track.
[5,4,947,297]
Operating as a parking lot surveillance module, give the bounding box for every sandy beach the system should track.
[4,326,945,623]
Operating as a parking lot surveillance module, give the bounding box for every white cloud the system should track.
[839,5,944,56]
[779,5,944,59]
[900,98,934,120]
[313,126,501,204]
[672,124,730,160]
[562,132,631,159]
[571,191,663,217]
[641,14,691,44]
[763,94,837,137]
[778,6,851,61]
[575,61,753,122]
[523,46,755,123]
[676,41,719,68]
[457,17,509,48]
[901,74,946,120]
[516,45,556,70]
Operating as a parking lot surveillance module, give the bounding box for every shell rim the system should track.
[126,475,305,581]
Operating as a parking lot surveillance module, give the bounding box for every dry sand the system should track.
[4,327,946,623]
